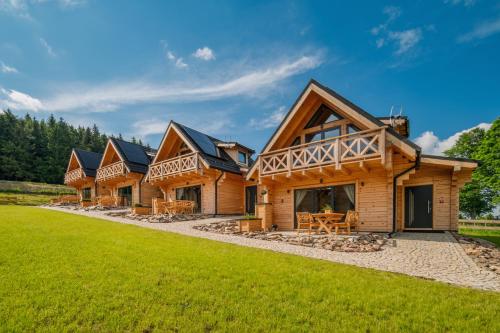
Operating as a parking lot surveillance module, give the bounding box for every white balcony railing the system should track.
[96,161,126,182]
[149,152,199,181]
[64,168,84,184]
[259,127,385,176]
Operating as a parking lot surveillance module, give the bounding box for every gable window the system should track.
[305,126,341,143]
[347,124,360,134]
[290,136,301,147]
[305,105,343,129]
[238,151,247,164]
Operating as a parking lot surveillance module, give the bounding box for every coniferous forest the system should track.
[0,110,117,184]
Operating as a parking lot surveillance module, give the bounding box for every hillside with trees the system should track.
[0,110,143,184]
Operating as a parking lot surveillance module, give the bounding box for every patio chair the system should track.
[296,212,316,234]
[334,210,359,235]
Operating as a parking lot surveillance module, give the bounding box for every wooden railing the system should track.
[96,161,126,182]
[458,219,500,231]
[64,168,84,184]
[259,128,385,176]
[149,152,199,181]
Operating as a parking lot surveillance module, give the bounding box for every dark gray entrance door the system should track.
[405,185,433,229]
[245,186,257,215]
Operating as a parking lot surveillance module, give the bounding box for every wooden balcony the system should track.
[64,168,84,184]
[149,152,199,181]
[259,128,386,176]
[96,161,126,182]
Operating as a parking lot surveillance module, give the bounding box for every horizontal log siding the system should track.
[268,168,391,231]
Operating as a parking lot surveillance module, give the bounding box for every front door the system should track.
[245,186,257,215]
[405,185,433,229]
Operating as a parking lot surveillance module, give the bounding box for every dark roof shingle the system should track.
[74,149,103,177]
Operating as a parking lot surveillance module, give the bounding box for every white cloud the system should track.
[414,123,492,155]
[40,38,57,57]
[0,0,85,19]
[166,51,175,60]
[457,17,500,43]
[132,118,169,138]
[18,55,320,112]
[444,0,477,7]
[161,43,188,69]
[388,28,423,55]
[249,106,287,130]
[0,88,43,111]
[1,61,18,73]
[371,6,426,56]
[175,57,188,69]
[193,47,216,61]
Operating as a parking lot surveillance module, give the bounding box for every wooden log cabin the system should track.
[147,121,254,215]
[64,148,103,202]
[246,80,477,232]
[96,138,161,206]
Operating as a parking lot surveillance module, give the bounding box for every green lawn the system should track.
[0,192,59,206]
[0,207,498,332]
[459,228,500,247]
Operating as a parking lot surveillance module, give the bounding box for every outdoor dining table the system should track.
[311,212,345,235]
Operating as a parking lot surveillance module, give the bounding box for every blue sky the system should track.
[1,0,499,155]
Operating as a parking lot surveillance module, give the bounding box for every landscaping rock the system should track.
[452,232,500,275]
[193,220,389,253]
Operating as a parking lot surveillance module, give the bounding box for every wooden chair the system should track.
[334,210,359,235]
[296,212,316,234]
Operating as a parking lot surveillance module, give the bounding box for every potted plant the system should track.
[321,204,333,214]
[237,214,263,232]
[133,203,152,215]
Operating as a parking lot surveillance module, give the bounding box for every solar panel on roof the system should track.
[114,140,150,165]
[181,125,218,157]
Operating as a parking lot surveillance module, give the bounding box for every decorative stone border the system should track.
[193,220,389,252]
[452,232,499,275]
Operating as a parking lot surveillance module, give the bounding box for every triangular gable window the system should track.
[304,104,343,129]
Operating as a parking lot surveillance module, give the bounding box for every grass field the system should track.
[459,228,500,247]
[0,180,75,206]
[0,206,499,332]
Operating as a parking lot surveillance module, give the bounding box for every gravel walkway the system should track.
[42,206,500,291]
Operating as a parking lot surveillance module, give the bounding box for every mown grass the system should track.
[0,180,74,195]
[0,206,499,332]
[460,228,500,247]
[0,192,58,206]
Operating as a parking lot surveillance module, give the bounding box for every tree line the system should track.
[0,110,145,184]
[445,118,499,219]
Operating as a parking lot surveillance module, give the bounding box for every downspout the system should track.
[214,170,225,216]
[390,150,421,237]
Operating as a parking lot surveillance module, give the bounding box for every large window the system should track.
[117,186,132,206]
[294,184,355,226]
[176,185,202,213]
[305,104,343,128]
[82,187,91,200]
[305,126,341,143]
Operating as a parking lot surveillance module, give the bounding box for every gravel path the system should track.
[42,206,500,291]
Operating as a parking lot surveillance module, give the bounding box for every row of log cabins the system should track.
[65,80,477,232]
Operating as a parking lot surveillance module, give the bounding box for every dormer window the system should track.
[238,151,247,164]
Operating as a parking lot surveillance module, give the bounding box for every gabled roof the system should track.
[247,79,422,179]
[73,149,103,177]
[103,138,156,174]
[153,121,250,174]
[173,122,243,174]
[260,79,421,154]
